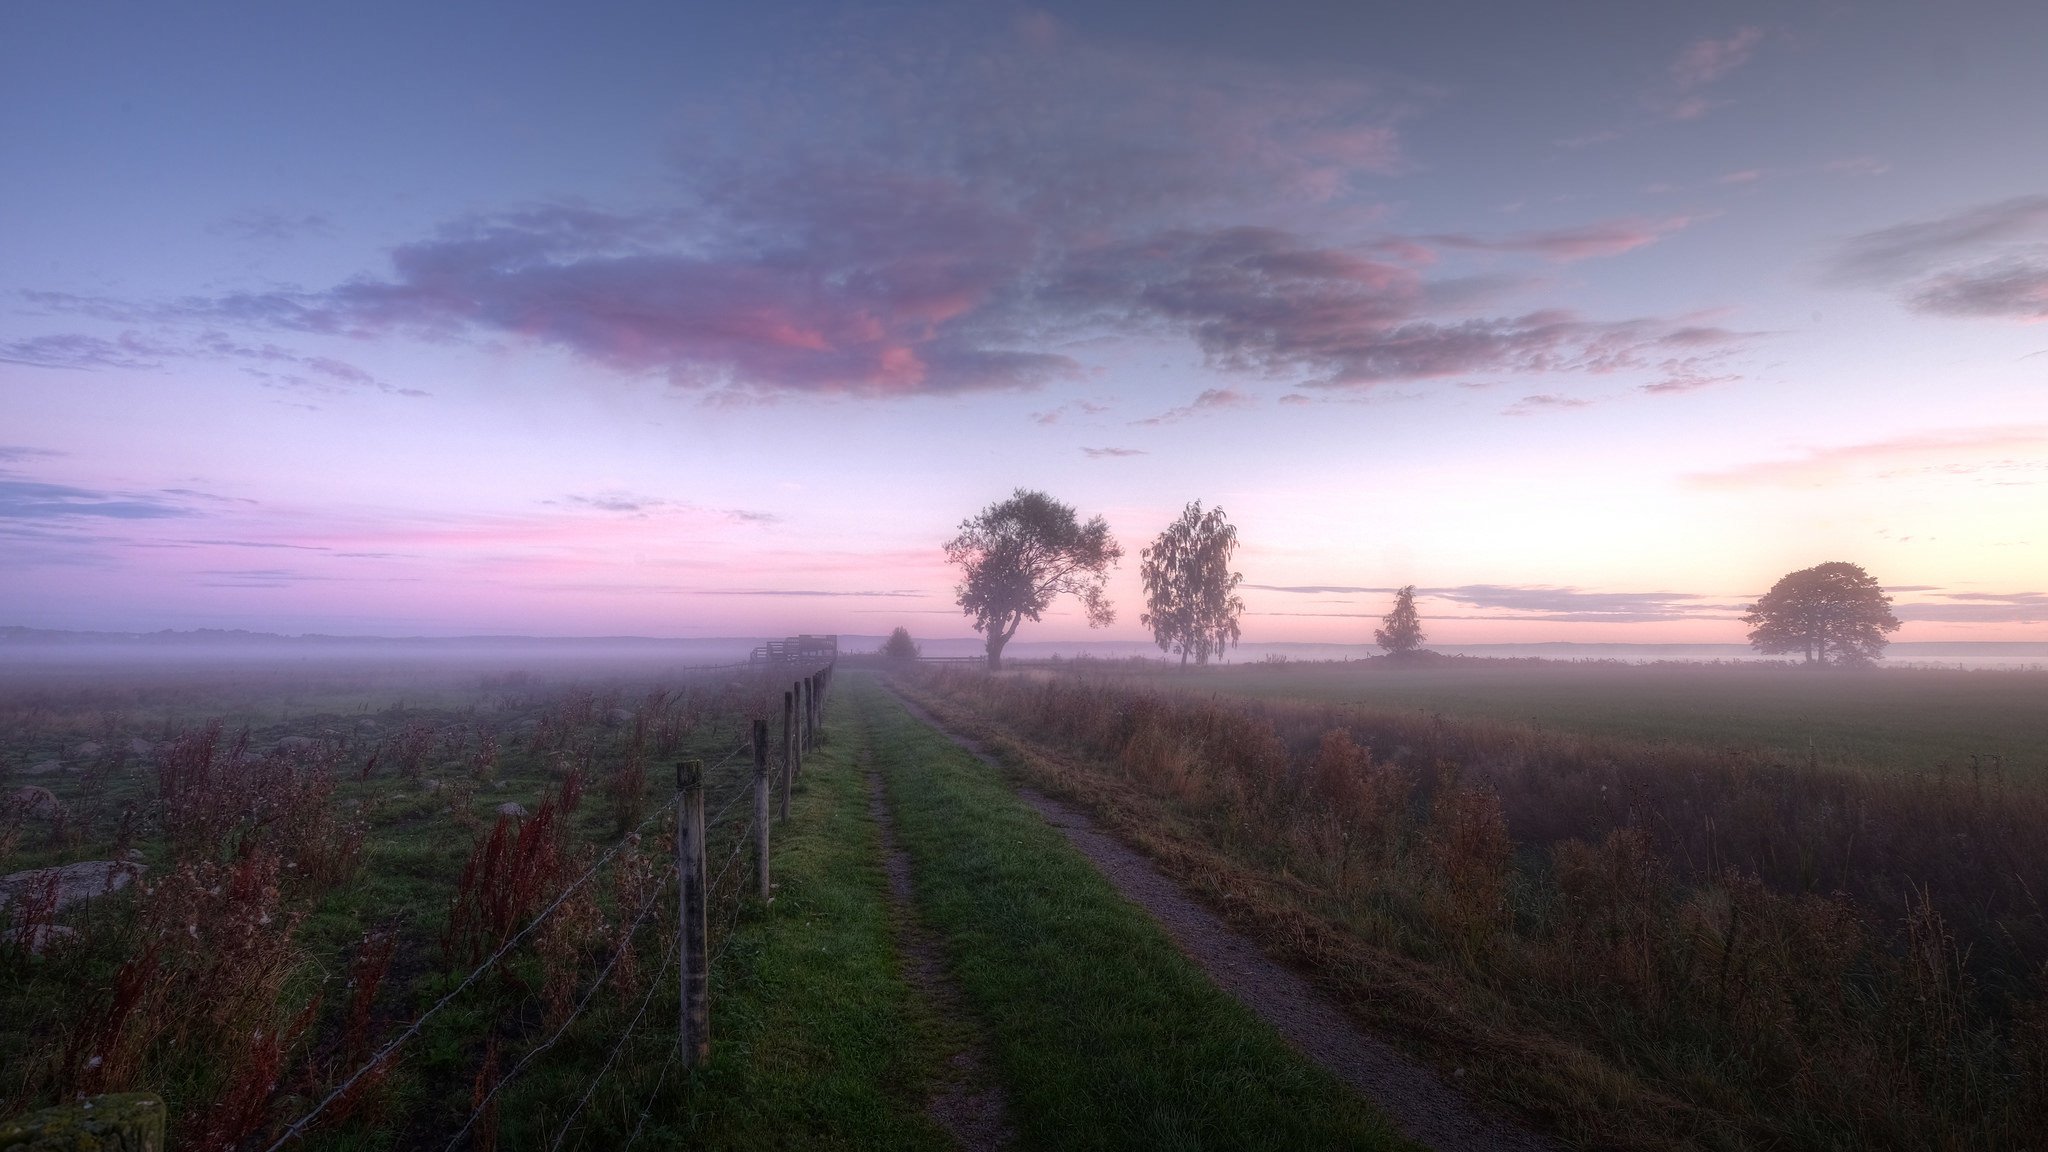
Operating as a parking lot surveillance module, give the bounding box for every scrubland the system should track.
[905,660,2048,1150]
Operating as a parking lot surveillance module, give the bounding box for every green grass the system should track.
[851,672,1416,1152]
[483,691,954,1151]
[1086,659,2048,777]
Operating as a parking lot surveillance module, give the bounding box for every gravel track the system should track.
[884,686,1554,1152]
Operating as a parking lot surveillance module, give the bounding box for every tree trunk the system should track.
[986,625,1011,670]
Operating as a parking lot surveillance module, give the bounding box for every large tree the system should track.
[1139,501,1245,668]
[1374,585,1426,656]
[1742,561,1901,666]
[945,489,1121,670]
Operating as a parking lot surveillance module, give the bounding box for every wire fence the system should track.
[262,655,835,1151]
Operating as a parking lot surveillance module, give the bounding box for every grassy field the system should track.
[1063,657,2048,777]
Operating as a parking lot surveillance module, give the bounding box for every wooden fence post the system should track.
[752,719,771,901]
[676,759,708,1067]
[792,679,806,781]
[779,690,794,823]
[804,674,817,751]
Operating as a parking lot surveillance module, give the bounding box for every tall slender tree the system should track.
[1743,561,1900,665]
[946,489,1121,670]
[1374,585,1426,656]
[1139,501,1245,668]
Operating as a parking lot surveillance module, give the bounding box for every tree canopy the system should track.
[1374,585,1426,656]
[1139,501,1245,668]
[945,489,1121,669]
[1742,561,1901,666]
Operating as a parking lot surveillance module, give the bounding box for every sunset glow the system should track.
[5,2,2045,644]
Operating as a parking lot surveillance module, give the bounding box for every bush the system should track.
[879,627,920,661]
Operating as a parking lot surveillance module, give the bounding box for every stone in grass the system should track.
[496,801,529,819]
[275,735,317,753]
[0,860,145,915]
[73,741,103,758]
[0,1091,165,1150]
[22,761,62,777]
[128,738,154,757]
[10,787,61,819]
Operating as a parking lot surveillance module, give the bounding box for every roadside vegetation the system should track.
[899,662,2048,1150]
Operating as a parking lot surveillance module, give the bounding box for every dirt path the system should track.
[882,686,1554,1152]
[864,751,1015,1152]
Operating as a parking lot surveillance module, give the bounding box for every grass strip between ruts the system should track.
[854,672,1417,1152]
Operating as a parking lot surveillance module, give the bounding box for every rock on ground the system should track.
[23,760,63,776]
[497,801,529,818]
[11,786,61,818]
[0,859,145,914]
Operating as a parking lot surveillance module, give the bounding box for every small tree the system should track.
[879,627,920,661]
[1743,561,1901,666]
[1140,501,1245,668]
[945,489,1121,670]
[1374,585,1426,656]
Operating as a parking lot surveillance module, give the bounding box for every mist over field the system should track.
[6,2,2048,1149]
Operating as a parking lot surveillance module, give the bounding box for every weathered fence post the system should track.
[779,690,794,823]
[791,679,806,781]
[676,759,708,1067]
[804,674,818,751]
[752,719,771,901]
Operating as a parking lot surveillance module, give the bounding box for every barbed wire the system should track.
[547,926,682,1152]
[265,794,675,1150]
[444,871,674,1150]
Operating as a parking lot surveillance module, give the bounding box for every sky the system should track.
[3,0,2045,645]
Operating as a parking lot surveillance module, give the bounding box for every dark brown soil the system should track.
[886,687,1554,1152]
[865,761,1014,1152]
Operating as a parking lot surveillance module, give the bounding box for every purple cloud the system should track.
[0,479,193,521]
[1428,216,1696,262]
[1132,387,1255,426]
[1080,446,1146,458]
[1831,196,2048,322]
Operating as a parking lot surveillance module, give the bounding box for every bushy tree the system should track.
[945,489,1121,670]
[1374,585,1426,656]
[1140,501,1245,668]
[1743,561,1901,666]
[879,627,920,661]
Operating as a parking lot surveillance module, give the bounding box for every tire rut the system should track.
[883,685,1554,1152]
[865,751,1015,1152]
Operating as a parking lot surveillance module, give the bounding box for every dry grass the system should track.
[910,665,2048,1151]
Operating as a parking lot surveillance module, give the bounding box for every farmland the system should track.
[1049,656,2048,779]
[901,658,2048,1150]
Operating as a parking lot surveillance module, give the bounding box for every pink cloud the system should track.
[1686,426,2048,488]
[1670,27,1764,90]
